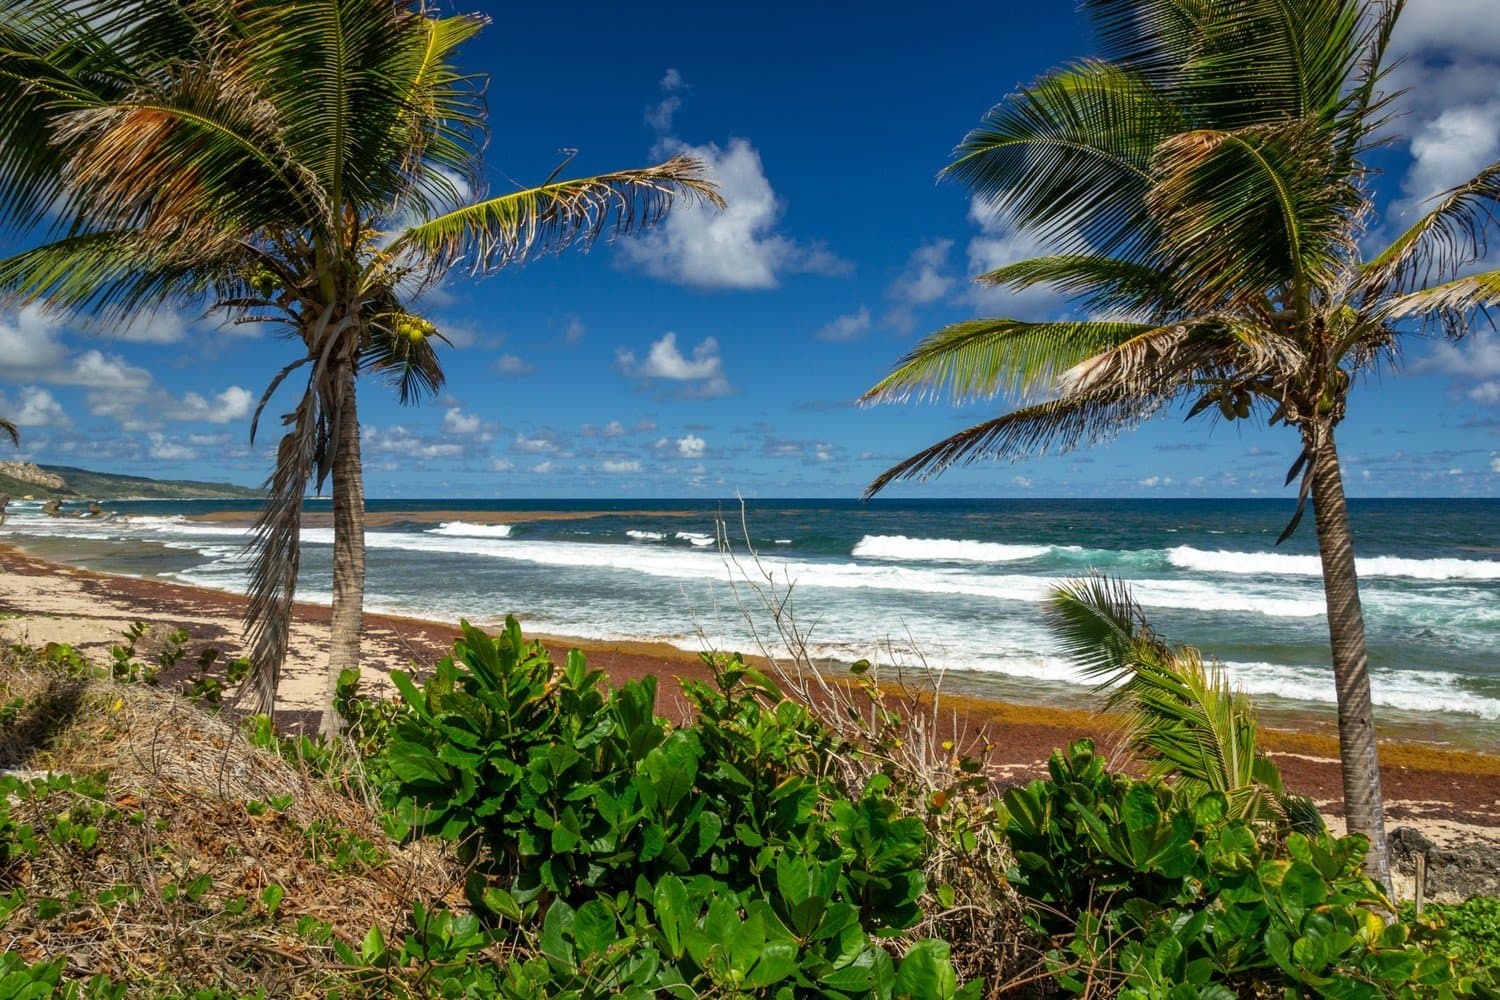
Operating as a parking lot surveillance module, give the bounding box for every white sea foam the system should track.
[676,532,716,547]
[626,530,666,542]
[1168,546,1500,581]
[853,534,1056,564]
[1222,661,1500,721]
[426,521,513,539]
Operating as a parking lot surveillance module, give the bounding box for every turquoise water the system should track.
[4,497,1497,743]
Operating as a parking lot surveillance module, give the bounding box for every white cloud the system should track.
[645,68,688,132]
[491,458,514,472]
[563,316,586,344]
[1385,5,1500,211]
[1491,453,1500,473]
[363,425,465,460]
[0,304,70,375]
[494,353,534,375]
[531,460,554,475]
[620,137,849,290]
[2,387,70,428]
[1012,475,1032,489]
[617,332,733,397]
[514,432,559,454]
[1138,475,1175,488]
[1418,330,1500,405]
[815,307,871,342]
[889,240,954,305]
[147,432,197,461]
[171,386,253,424]
[107,308,192,345]
[602,459,642,474]
[443,407,482,434]
[581,420,628,438]
[676,433,706,458]
[55,350,155,392]
[963,197,1072,318]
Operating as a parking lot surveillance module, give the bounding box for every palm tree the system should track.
[0,420,16,447]
[0,0,720,733]
[861,0,1499,892]
[1047,574,1322,833]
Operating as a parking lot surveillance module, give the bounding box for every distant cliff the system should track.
[0,462,262,500]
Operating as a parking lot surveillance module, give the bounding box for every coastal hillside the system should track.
[0,461,262,501]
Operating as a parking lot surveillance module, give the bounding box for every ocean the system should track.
[3,497,1497,747]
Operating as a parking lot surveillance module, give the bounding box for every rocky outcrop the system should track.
[0,462,67,491]
[1390,826,1500,901]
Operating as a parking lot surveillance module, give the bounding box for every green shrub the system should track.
[375,617,973,998]
[1002,740,1492,998]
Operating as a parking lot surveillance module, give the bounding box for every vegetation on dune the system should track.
[862,0,1500,893]
[0,0,721,735]
[3,609,1496,997]
[0,463,263,501]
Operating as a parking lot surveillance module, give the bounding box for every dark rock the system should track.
[41,499,62,518]
[1389,825,1500,901]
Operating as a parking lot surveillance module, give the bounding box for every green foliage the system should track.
[181,648,250,709]
[0,953,127,999]
[373,617,972,998]
[1001,740,1492,998]
[1403,898,1500,990]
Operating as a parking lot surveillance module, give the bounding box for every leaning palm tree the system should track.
[862,0,1498,891]
[0,0,720,733]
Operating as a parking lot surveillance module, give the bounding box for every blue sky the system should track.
[3,0,1499,499]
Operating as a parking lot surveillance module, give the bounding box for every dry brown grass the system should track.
[0,646,470,996]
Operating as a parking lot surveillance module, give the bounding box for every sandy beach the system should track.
[1,541,1496,898]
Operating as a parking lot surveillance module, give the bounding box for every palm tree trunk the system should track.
[321,360,366,738]
[1308,425,1391,895]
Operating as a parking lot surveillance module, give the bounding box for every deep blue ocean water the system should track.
[4,497,1496,744]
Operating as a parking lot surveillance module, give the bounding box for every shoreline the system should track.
[0,540,1496,864]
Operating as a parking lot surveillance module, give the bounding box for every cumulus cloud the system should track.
[617,332,733,397]
[170,386,253,424]
[676,433,706,458]
[442,407,482,434]
[1385,4,1500,214]
[815,307,871,342]
[531,460,554,475]
[963,197,1074,318]
[620,136,849,290]
[888,240,955,306]
[0,304,70,375]
[580,420,629,438]
[563,315,586,344]
[513,431,560,454]
[147,432,198,462]
[645,68,688,132]
[1,387,70,428]
[1418,330,1500,404]
[494,353,534,375]
[363,425,466,460]
[602,459,642,474]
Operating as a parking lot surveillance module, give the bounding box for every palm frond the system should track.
[1148,121,1358,310]
[862,318,1155,406]
[0,418,18,447]
[1384,268,1500,323]
[1045,574,1156,682]
[978,255,1180,318]
[1363,162,1500,296]
[945,60,1180,261]
[238,384,322,717]
[388,155,722,277]
[1054,318,1235,395]
[1046,574,1284,820]
[864,390,1165,498]
[54,60,320,238]
[0,231,229,321]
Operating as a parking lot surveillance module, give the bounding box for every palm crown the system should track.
[0,0,720,716]
[864,0,1497,500]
